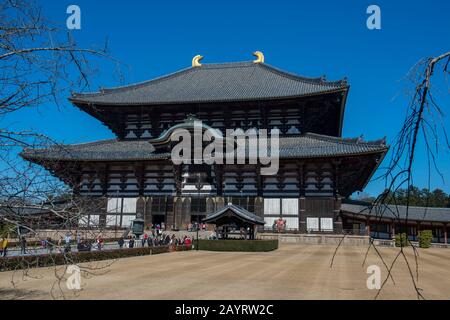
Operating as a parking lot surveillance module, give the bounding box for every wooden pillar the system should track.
[366,218,371,236]
[417,222,421,240]
[254,197,264,217]
[173,165,182,196]
[215,197,225,210]
[136,196,146,221]
[97,197,108,228]
[299,197,306,233]
[206,197,214,213]
[182,197,191,226]
[144,197,152,226]
[391,221,395,239]
[134,163,145,196]
[333,196,343,233]
[214,164,224,196]
[256,164,263,197]
[298,161,306,233]
[173,197,183,230]
[444,224,448,245]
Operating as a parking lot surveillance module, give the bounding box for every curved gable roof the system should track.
[203,204,265,225]
[21,132,388,162]
[70,61,348,106]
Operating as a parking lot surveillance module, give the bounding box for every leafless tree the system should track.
[331,52,450,299]
[370,51,450,299]
[0,0,123,299]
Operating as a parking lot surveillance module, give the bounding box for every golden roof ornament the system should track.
[192,55,203,67]
[253,51,264,64]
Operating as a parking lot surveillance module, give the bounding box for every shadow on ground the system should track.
[0,288,47,300]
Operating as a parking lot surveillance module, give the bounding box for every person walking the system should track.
[20,236,27,255]
[142,233,148,247]
[57,236,62,252]
[96,235,103,250]
[118,237,125,249]
[129,236,135,248]
[184,236,192,249]
[2,237,8,257]
[64,233,72,253]
[76,232,82,247]
[0,237,7,257]
[47,237,54,254]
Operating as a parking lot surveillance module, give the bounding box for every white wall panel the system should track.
[89,215,100,227]
[284,217,299,229]
[282,199,298,215]
[107,198,121,213]
[264,198,280,215]
[106,215,120,227]
[78,215,89,227]
[122,198,137,213]
[320,218,333,231]
[306,217,319,231]
[121,215,136,228]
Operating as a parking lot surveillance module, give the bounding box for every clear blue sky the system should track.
[6,0,450,197]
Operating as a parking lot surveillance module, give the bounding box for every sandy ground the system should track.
[0,243,449,300]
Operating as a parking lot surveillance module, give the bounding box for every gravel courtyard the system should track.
[1,243,450,300]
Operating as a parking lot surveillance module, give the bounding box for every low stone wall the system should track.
[257,233,370,246]
[13,229,213,242]
[0,245,192,272]
[372,239,395,247]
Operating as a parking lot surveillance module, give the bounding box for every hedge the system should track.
[0,245,191,272]
[196,239,278,252]
[395,233,409,247]
[418,230,433,248]
[6,237,124,249]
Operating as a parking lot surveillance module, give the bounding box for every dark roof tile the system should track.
[21,133,387,162]
[341,201,450,223]
[70,61,348,106]
[203,204,265,225]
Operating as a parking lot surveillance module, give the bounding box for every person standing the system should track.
[64,233,72,253]
[20,236,27,255]
[47,237,54,254]
[184,236,192,249]
[129,236,135,248]
[1,237,7,257]
[142,233,148,247]
[118,237,125,249]
[96,235,103,250]
[2,237,8,257]
[76,232,82,247]
[57,236,62,253]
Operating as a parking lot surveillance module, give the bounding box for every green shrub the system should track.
[7,237,125,249]
[395,233,409,247]
[418,230,433,248]
[0,223,16,238]
[197,239,278,252]
[0,245,191,272]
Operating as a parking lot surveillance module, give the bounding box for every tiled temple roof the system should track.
[341,200,450,223]
[203,204,265,225]
[70,61,348,106]
[21,133,387,162]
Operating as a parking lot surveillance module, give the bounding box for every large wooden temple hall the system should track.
[22,52,390,234]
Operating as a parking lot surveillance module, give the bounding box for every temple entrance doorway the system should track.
[152,214,165,226]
